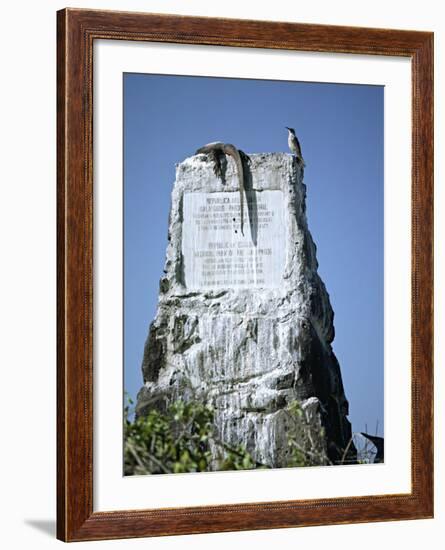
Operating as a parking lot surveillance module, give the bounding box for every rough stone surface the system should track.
[136,152,355,468]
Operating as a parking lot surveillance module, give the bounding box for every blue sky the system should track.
[124,73,384,437]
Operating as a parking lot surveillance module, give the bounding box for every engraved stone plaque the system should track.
[182,190,286,289]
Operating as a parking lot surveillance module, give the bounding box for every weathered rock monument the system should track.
[136,151,356,468]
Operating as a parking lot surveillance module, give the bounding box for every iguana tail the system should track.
[223,143,245,236]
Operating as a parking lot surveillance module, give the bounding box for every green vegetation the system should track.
[124,399,211,474]
[124,397,258,475]
[284,399,329,467]
[124,397,330,476]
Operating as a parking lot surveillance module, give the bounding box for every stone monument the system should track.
[136,151,356,468]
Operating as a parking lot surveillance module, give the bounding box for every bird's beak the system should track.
[285,127,290,130]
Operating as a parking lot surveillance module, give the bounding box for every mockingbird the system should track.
[286,126,306,167]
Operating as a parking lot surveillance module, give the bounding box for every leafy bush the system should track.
[284,400,329,467]
[124,397,331,475]
[125,399,213,474]
[124,398,256,475]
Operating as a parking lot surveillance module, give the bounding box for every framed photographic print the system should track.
[57,8,433,542]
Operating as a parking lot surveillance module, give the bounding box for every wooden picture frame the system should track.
[57,8,433,542]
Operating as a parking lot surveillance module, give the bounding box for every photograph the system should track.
[52,5,433,543]
[123,73,384,476]
[0,0,438,547]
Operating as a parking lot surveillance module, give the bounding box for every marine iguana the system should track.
[195,142,248,236]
